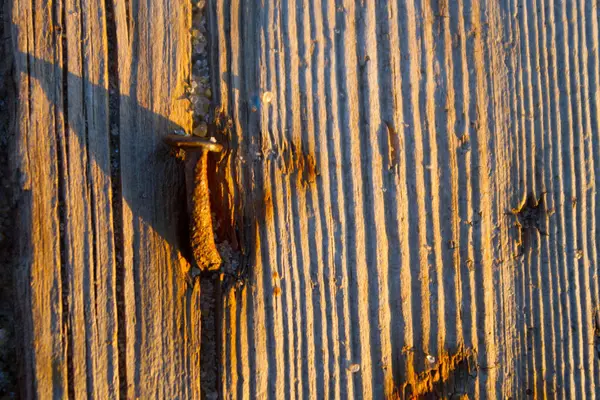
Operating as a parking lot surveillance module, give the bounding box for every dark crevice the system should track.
[198,2,231,397]
[77,0,98,394]
[124,0,131,41]
[29,0,35,51]
[80,0,102,387]
[0,1,19,396]
[53,0,74,397]
[27,0,34,126]
[199,272,220,398]
[25,42,31,125]
[103,0,127,397]
[59,0,70,175]
[214,272,224,400]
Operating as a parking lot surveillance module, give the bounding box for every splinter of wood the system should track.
[164,134,223,271]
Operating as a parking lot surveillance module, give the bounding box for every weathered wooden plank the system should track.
[11,0,203,397]
[212,0,600,398]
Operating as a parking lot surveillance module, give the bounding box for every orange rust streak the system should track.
[387,347,477,399]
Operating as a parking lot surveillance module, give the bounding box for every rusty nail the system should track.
[164,134,223,271]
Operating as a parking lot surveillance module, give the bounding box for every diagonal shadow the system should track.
[12,44,206,397]
[13,47,196,264]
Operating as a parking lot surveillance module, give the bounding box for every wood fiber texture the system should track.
[9,0,600,398]
[211,0,600,398]
[10,0,205,397]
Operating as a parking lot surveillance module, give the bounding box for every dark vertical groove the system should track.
[397,0,424,387]
[272,2,293,396]
[451,0,473,352]
[25,40,32,127]
[554,1,577,393]
[321,0,347,396]
[546,1,568,393]
[279,0,305,395]
[522,2,541,393]
[543,3,564,384]
[307,1,331,397]
[103,0,126,397]
[54,0,74,397]
[461,0,488,394]
[566,2,587,393]
[505,1,524,391]
[258,183,277,399]
[354,1,383,396]
[334,1,361,396]
[535,0,560,394]
[311,6,341,394]
[208,0,239,397]
[514,0,535,392]
[285,53,309,400]
[377,0,406,392]
[532,0,555,392]
[235,291,244,400]
[214,275,224,399]
[199,274,220,397]
[77,0,98,393]
[238,0,260,396]
[124,0,131,40]
[477,2,503,394]
[414,0,438,360]
[432,0,458,352]
[296,0,325,396]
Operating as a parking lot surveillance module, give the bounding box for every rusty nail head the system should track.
[163,134,224,153]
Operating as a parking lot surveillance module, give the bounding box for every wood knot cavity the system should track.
[507,192,550,255]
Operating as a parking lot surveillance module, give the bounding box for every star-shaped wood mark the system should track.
[507,192,549,256]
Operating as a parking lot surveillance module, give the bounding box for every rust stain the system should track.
[385,121,400,170]
[207,108,239,251]
[281,140,319,186]
[262,187,273,221]
[389,347,477,399]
